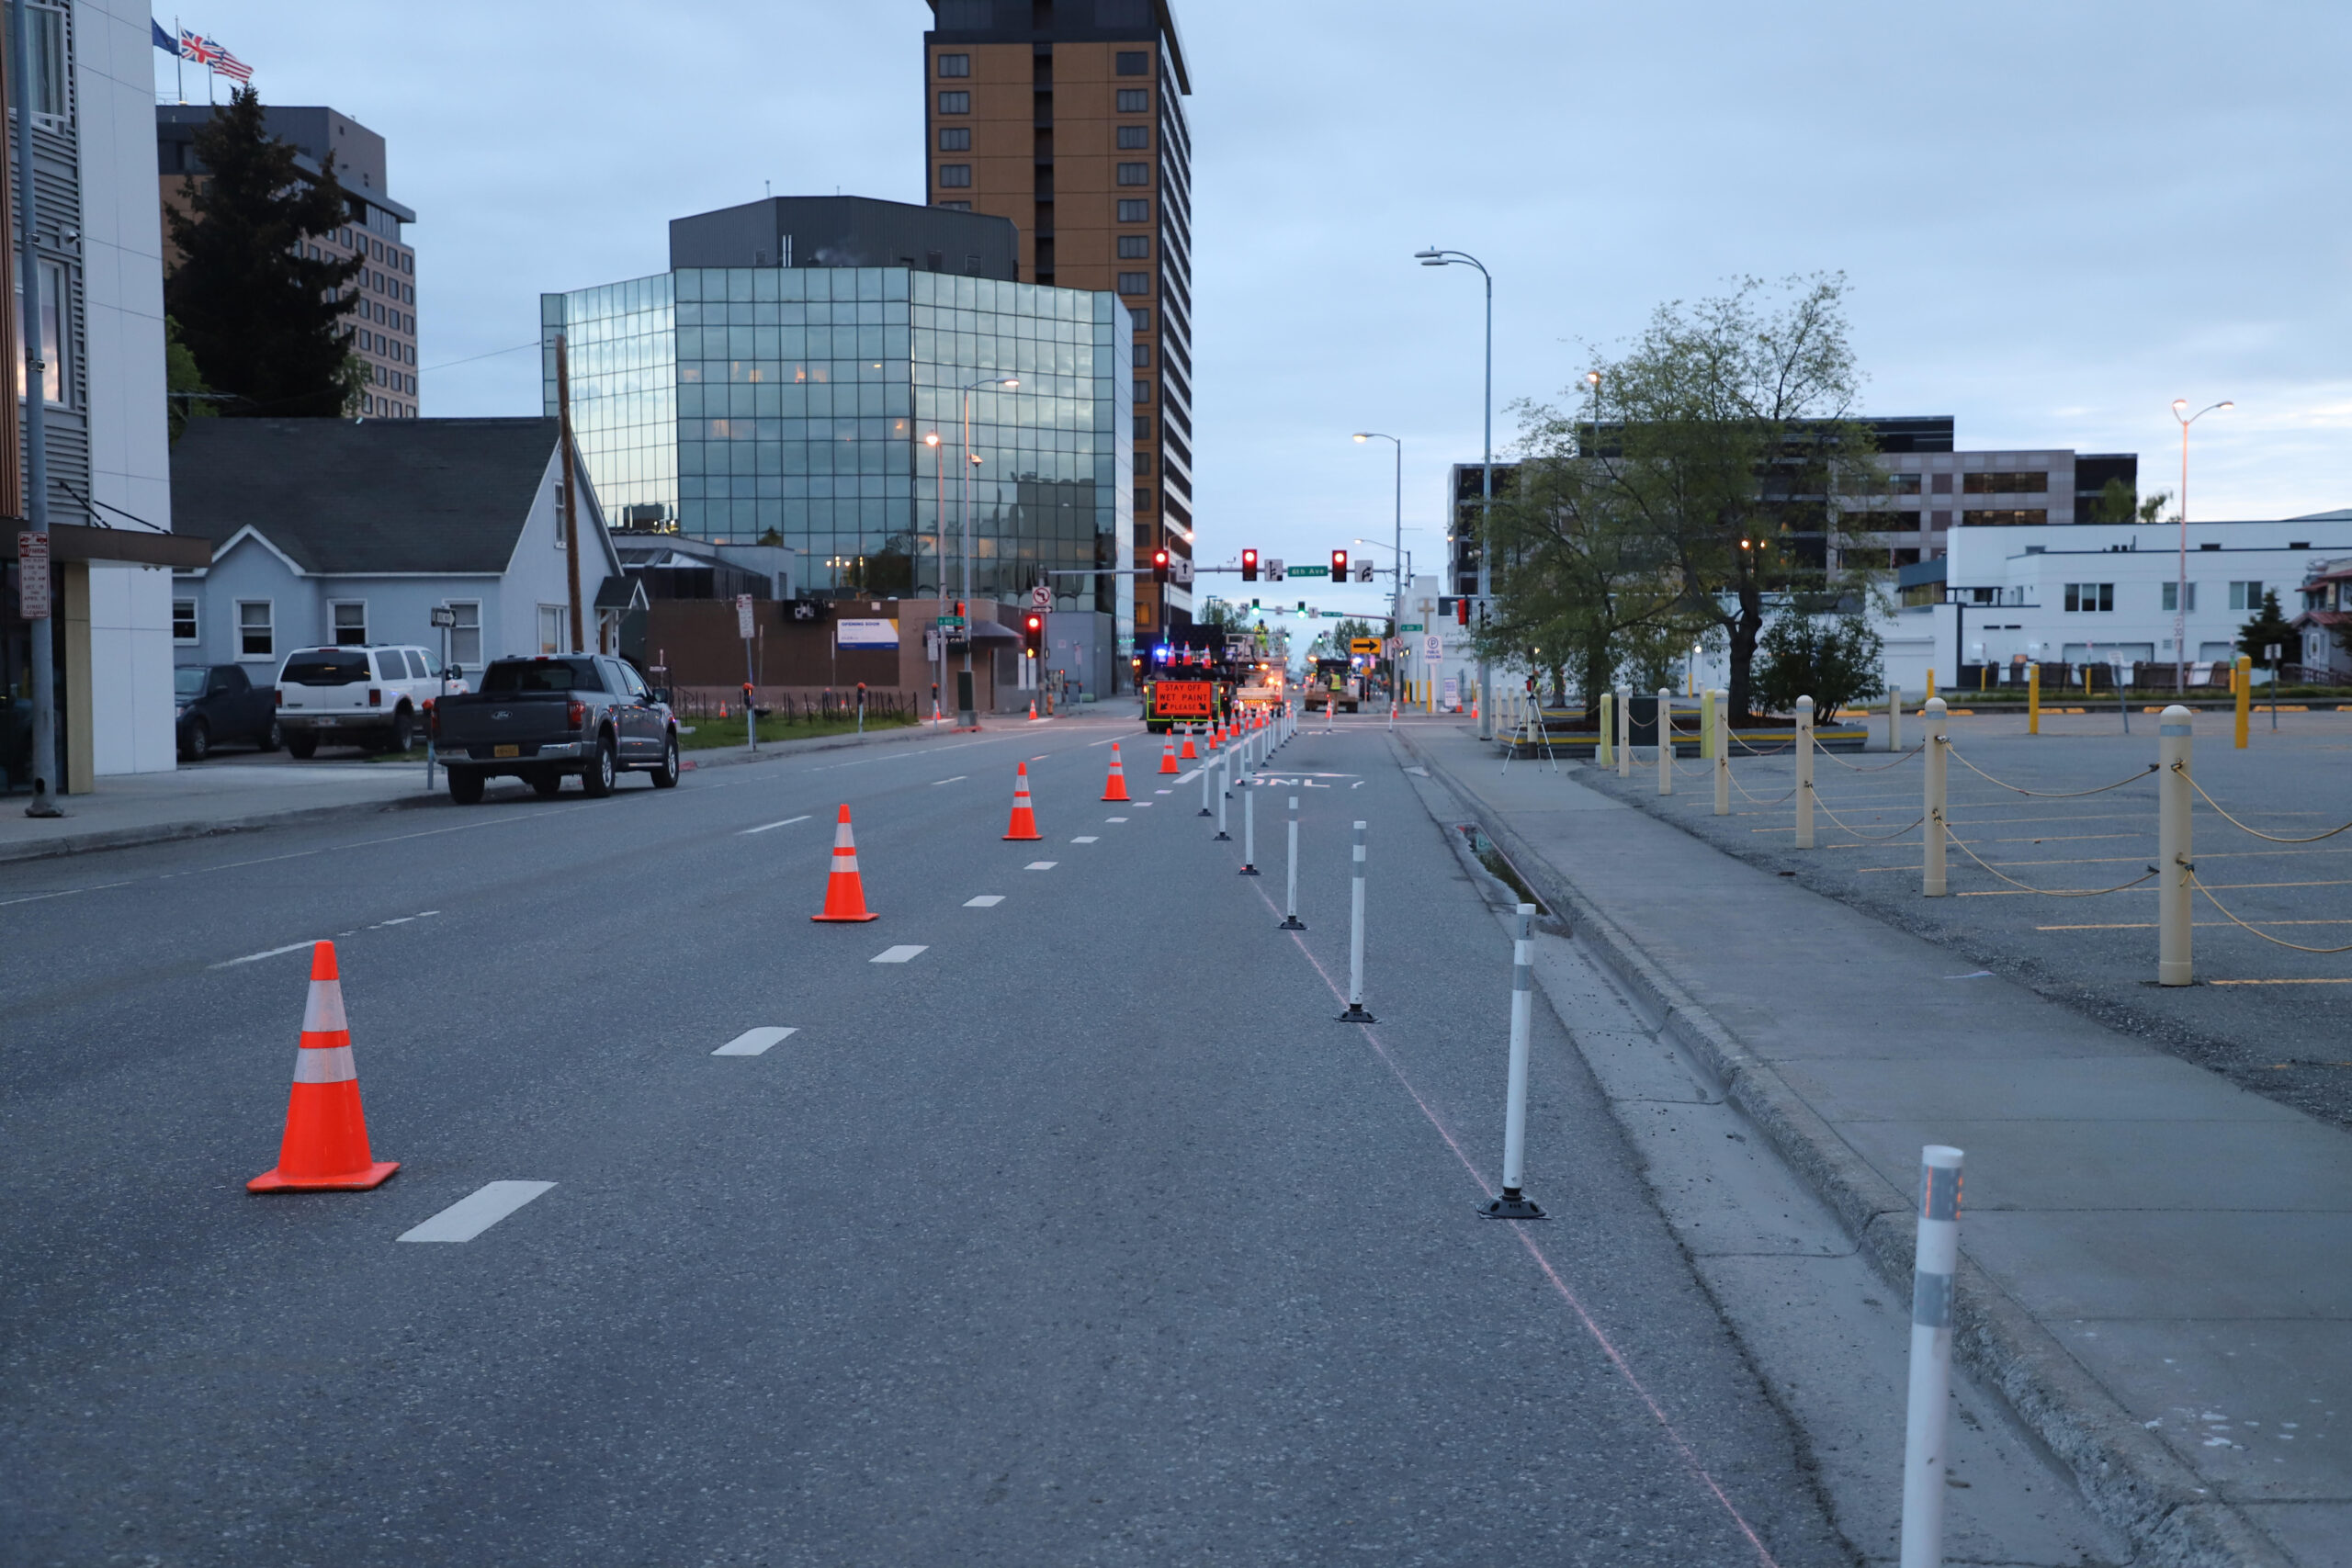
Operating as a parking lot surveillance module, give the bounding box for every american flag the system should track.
[210,45,253,83]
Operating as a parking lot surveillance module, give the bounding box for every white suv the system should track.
[276,645,467,757]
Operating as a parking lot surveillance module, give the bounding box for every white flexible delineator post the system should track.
[1340,820,1373,1021]
[1280,795,1304,929]
[1239,776,1259,874]
[1899,1145,1965,1568]
[1480,903,1545,1219]
[1796,694,1816,850]
[1214,753,1231,840]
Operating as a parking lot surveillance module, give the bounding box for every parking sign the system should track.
[736,593,754,640]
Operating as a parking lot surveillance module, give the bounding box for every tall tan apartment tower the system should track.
[922,0,1194,639]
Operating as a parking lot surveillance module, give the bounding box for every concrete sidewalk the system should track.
[1405,723,2348,1568]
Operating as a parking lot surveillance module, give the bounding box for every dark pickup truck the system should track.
[429,654,680,804]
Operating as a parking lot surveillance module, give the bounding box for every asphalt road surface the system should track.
[3,717,1849,1566]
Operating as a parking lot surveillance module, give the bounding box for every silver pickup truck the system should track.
[428,654,680,804]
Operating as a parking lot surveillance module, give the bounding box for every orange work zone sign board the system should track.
[1152,681,1216,718]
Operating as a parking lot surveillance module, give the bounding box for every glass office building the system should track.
[541,265,1133,641]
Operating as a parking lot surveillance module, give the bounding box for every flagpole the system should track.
[174,16,183,101]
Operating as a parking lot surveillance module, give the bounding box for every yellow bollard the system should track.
[2234,656,2252,749]
[1598,691,1614,769]
[1927,668,1937,702]
[2028,663,2041,735]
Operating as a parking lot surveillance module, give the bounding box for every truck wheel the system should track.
[258,718,281,753]
[650,730,680,788]
[530,769,565,798]
[386,708,415,753]
[182,719,210,762]
[447,770,485,805]
[581,734,616,798]
[287,733,318,760]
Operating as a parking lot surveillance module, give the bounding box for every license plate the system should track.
[494,744,520,759]
[314,716,338,728]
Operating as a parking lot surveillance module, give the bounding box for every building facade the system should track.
[158,104,419,418]
[543,205,1134,667]
[922,0,1193,641]
[2,0,186,792]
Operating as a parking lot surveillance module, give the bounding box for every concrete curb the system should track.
[1399,730,2291,1568]
[0,718,992,870]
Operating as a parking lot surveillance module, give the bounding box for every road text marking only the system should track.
[714,1026,797,1056]
[1025,861,1057,871]
[965,895,1005,907]
[741,816,812,835]
[398,1181,556,1243]
[872,945,929,963]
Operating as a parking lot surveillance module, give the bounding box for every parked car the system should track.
[275,645,464,758]
[428,654,679,804]
[174,664,280,761]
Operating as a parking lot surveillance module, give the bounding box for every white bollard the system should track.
[1281,795,1305,929]
[1713,689,1730,817]
[1598,691,1615,770]
[1795,695,1816,850]
[1899,1145,1966,1568]
[1890,683,1904,753]
[1658,688,1674,795]
[1200,750,1215,817]
[1616,684,1632,778]
[1924,697,1949,897]
[1239,776,1260,874]
[1340,821,1374,1021]
[2159,705,2193,986]
[1479,903,1546,1219]
[1215,753,1232,840]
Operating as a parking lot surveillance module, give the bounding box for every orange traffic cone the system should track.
[811,804,879,921]
[1158,738,1179,774]
[1102,743,1132,802]
[248,942,398,1192]
[1178,728,1198,761]
[1004,762,1043,840]
[1027,699,1038,721]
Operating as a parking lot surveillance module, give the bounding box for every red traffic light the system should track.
[1241,548,1259,582]
[1152,549,1170,585]
[1330,549,1348,580]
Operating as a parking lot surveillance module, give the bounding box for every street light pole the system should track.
[1352,431,1404,711]
[2170,399,2233,694]
[957,376,1019,729]
[1415,247,1494,738]
[926,431,944,723]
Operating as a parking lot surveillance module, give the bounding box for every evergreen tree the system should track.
[2236,587,2298,672]
[164,87,364,416]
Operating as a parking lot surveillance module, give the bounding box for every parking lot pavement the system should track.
[1575,706,2352,1132]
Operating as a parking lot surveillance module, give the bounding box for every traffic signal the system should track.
[1330,549,1348,580]
[1240,548,1258,582]
[1152,549,1170,585]
[1023,613,1045,656]
[1456,596,1471,626]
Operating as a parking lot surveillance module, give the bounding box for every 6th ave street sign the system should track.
[1287,564,1330,578]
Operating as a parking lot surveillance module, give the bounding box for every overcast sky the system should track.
[164,1,2352,618]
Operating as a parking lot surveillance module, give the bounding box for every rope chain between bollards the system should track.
[1947,830,2163,897]
[2188,871,2352,953]
[2179,767,2352,843]
[1820,741,1926,773]
[1811,798,1928,840]
[1728,767,1800,807]
[1945,748,2157,798]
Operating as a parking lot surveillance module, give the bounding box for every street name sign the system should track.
[1288,564,1329,577]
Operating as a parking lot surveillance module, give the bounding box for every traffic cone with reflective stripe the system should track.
[812,804,879,921]
[1179,728,1198,761]
[1102,743,1132,802]
[1027,699,1038,722]
[1158,737,1179,774]
[248,942,398,1193]
[1003,763,1043,840]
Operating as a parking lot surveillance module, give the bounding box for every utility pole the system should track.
[557,333,584,655]
[14,0,61,816]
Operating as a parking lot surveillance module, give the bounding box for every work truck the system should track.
[428,654,679,804]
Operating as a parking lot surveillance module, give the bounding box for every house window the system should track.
[1117,126,1149,150]
[171,598,198,643]
[1116,51,1148,74]
[1117,272,1150,295]
[938,127,971,151]
[26,3,66,126]
[1116,163,1150,186]
[2064,582,2115,613]
[1128,307,1150,331]
[1133,414,1151,440]
[2227,580,2263,610]
[1132,344,1151,367]
[445,602,481,669]
[2162,581,2197,613]
[1116,88,1149,112]
[1117,235,1149,259]
[938,164,973,188]
[1132,378,1151,403]
[1136,486,1153,513]
[331,602,368,646]
[938,90,970,113]
[237,601,274,660]
[1117,199,1150,223]
[937,52,971,77]
[14,257,68,404]
[538,605,567,655]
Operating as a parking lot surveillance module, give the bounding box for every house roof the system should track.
[172,417,578,576]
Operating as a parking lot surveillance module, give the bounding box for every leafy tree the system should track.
[2237,588,2297,671]
[2139,490,2172,525]
[1567,274,1878,721]
[164,316,216,441]
[164,86,364,416]
[1755,610,1885,721]
[1197,597,1249,632]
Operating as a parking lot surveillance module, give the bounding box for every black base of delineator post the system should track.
[1198,807,1212,817]
[1213,830,1231,841]
[1279,914,1305,930]
[1477,1189,1547,1220]
[1238,863,1260,875]
[1339,1003,1374,1022]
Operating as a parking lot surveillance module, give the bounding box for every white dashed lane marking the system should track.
[397,1181,556,1244]
[932,776,967,786]
[211,911,442,968]
[965,896,1005,907]
[871,945,929,964]
[1071,836,1099,844]
[1025,862,1057,871]
[713,1026,797,1056]
[1105,817,1128,822]
[741,816,811,835]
